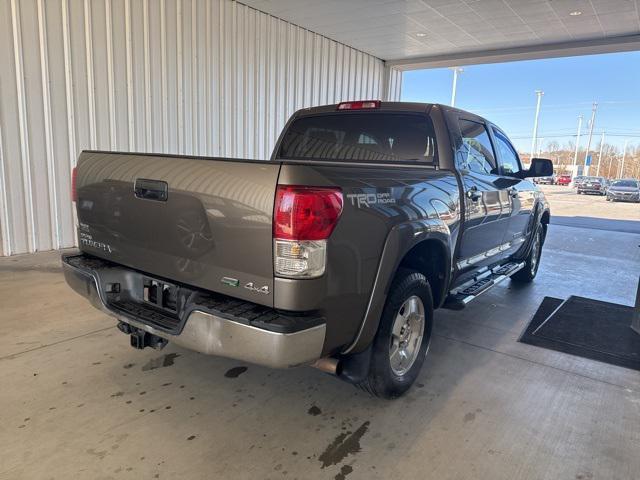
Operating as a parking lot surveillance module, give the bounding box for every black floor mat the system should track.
[519,296,640,371]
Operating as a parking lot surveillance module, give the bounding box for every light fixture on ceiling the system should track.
[416,32,427,37]
[569,10,582,16]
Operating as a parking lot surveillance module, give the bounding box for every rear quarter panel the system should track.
[276,163,461,354]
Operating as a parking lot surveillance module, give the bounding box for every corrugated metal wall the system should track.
[0,0,401,256]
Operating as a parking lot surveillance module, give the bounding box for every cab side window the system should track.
[456,119,498,175]
[492,129,522,177]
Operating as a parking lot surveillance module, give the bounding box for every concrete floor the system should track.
[1,222,639,479]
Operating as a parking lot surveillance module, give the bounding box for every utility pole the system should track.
[619,140,629,178]
[583,102,598,176]
[595,131,605,176]
[530,90,544,161]
[450,67,463,107]
[571,114,583,180]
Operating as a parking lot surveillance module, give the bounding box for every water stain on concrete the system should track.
[308,405,322,416]
[86,448,108,460]
[335,465,353,480]
[224,366,248,378]
[576,473,594,480]
[123,363,136,369]
[142,353,180,371]
[3,264,62,274]
[318,421,370,468]
[463,412,476,423]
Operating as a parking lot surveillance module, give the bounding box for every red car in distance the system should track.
[557,174,572,186]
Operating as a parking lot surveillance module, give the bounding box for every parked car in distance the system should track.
[573,175,585,188]
[577,176,607,195]
[557,174,572,186]
[607,179,640,203]
[535,174,555,185]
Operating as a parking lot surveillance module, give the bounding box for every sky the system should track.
[401,51,640,154]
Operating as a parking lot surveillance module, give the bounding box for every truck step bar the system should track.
[443,261,525,310]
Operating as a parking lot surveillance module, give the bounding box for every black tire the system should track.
[356,269,433,399]
[511,225,544,283]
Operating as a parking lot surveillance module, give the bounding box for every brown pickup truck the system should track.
[63,101,552,398]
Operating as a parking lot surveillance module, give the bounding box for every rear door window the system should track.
[278,113,437,163]
[492,129,523,177]
[456,119,497,175]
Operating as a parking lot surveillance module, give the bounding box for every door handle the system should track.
[508,187,519,198]
[466,186,481,201]
[134,178,168,201]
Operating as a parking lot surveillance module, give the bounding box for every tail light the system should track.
[71,166,78,202]
[273,186,343,278]
[337,100,380,110]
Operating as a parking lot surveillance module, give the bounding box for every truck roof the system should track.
[293,101,485,122]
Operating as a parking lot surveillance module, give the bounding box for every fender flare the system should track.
[516,199,550,260]
[341,220,452,354]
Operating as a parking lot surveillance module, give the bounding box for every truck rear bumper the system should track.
[62,253,325,368]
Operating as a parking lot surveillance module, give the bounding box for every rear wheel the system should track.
[357,269,433,399]
[511,226,543,283]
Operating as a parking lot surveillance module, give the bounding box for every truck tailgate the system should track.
[75,151,280,307]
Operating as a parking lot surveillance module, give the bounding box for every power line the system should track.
[464,99,640,113]
[510,133,640,139]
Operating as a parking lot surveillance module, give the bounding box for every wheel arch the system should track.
[341,222,453,354]
[397,239,449,309]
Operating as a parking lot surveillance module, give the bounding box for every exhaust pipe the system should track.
[311,357,340,375]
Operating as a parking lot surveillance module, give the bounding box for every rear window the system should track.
[278,113,437,163]
[612,180,638,188]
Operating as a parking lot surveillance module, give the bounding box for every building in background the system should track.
[0,0,402,256]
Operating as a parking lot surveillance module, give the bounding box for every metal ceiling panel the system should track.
[241,0,640,66]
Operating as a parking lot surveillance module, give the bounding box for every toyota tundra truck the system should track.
[63,101,552,398]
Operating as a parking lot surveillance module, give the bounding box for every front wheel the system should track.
[511,226,543,283]
[357,269,433,399]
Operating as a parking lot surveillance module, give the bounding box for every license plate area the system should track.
[143,277,179,313]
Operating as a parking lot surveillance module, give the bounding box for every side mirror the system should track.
[524,158,553,178]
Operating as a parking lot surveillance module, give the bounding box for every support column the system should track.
[381,64,402,101]
[632,276,640,335]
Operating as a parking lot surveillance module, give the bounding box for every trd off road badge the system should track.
[346,192,396,208]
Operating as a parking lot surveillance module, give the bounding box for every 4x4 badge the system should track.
[244,282,270,295]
